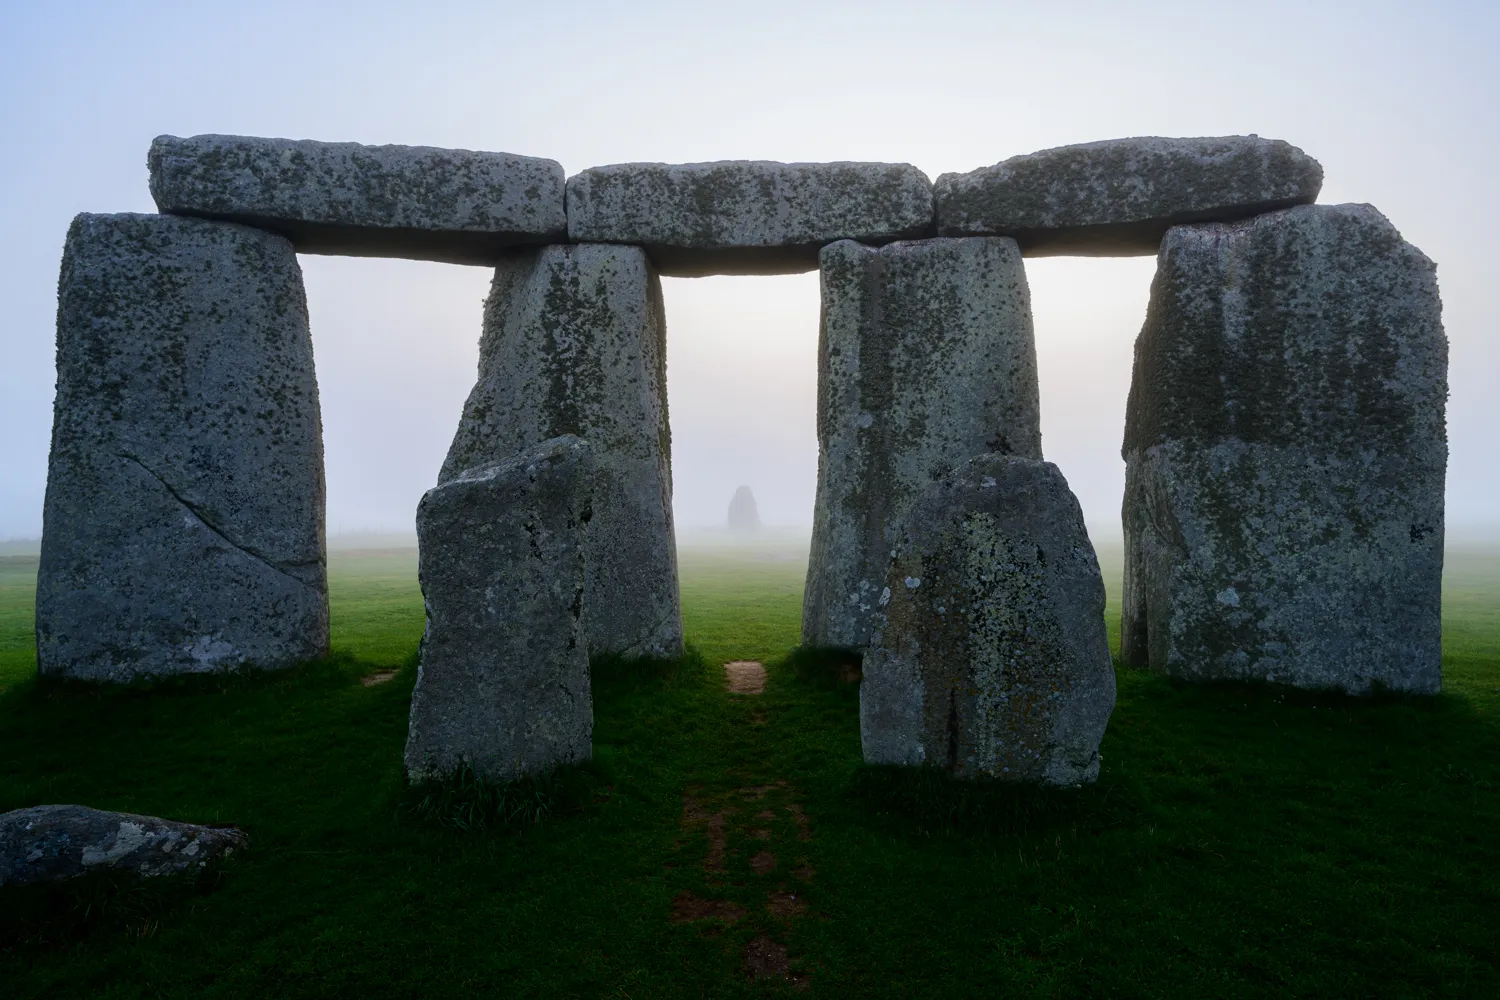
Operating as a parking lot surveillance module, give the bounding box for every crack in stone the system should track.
[117,452,321,593]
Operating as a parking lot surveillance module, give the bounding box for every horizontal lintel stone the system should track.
[149,134,567,265]
[565,160,935,276]
[935,135,1323,257]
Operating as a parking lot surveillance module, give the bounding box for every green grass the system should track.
[0,544,1496,997]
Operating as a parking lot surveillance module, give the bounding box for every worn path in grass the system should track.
[0,543,1497,996]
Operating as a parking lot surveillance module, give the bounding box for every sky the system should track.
[1,0,1496,541]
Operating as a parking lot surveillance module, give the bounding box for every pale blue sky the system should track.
[2,1,1495,538]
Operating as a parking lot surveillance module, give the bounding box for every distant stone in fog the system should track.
[728,485,761,532]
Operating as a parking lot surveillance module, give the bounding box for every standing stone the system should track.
[862,455,1115,784]
[804,237,1041,650]
[566,161,934,276]
[1121,204,1447,694]
[405,436,595,783]
[727,485,761,533]
[444,244,682,658]
[38,213,327,682]
[936,135,1322,256]
[149,134,567,265]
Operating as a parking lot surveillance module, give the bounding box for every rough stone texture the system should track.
[804,237,1041,650]
[1121,204,1447,694]
[936,136,1323,256]
[149,134,567,265]
[862,454,1115,784]
[1,805,248,888]
[38,213,328,682]
[404,436,595,784]
[566,161,934,276]
[443,244,681,658]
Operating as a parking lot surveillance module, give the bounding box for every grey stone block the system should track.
[804,237,1041,650]
[936,135,1322,256]
[443,244,682,658]
[1,805,248,888]
[37,213,328,682]
[149,134,567,265]
[566,161,934,276]
[404,436,595,784]
[1121,204,1447,694]
[862,455,1116,784]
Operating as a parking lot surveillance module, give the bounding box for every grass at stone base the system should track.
[0,547,1494,997]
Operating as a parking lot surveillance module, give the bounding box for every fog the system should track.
[2,1,1496,544]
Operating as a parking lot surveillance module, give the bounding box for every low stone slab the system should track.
[37,213,328,681]
[862,454,1115,784]
[1121,204,1447,693]
[936,135,1322,256]
[1,805,247,887]
[149,134,567,265]
[804,237,1041,650]
[566,161,934,276]
[444,243,682,658]
[404,436,595,784]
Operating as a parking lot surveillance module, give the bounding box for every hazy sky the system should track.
[2,1,1495,539]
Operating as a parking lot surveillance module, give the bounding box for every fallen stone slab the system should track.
[149,134,567,265]
[936,135,1322,256]
[37,213,328,681]
[862,454,1115,784]
[444,243,682,658]
[804,237,1041,650]
[0,805,247,888]
[566,160,934,276]
[1121,204,1447,693]
[405,436,595,784]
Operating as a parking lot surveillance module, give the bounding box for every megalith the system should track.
[862,454,1115,784]
[404,436,595,784]
[149,134,567,265]
[443,244,682,658]
[1121,203,1447,694]
[566,160,934,276]
[37,213,328,682]
[1,805,248,887]
[804,237,1041,650]
[936,135,1322,256]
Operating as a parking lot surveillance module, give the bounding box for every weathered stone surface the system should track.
[566,161,934,276]
[149,134,567,265]
[1121,204,1447,694]
[443,244,681,658]
[1,805,247,888]
[804,237,1041,650]
[38,213,328,682]
[405,436,595,783]
[862,454,1115,784]
[936,136,1322,256]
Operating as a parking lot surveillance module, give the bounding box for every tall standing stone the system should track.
[1121,204,1447,694]
[405,436,595,783]
[37,213,328,682]
[862,455,1115,784]
[443,244,682,658]
[804,237,1041,650]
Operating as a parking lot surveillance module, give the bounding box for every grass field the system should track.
[0,542,1497,997]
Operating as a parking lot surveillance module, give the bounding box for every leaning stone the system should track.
[862,454,1116,784]
[0,805,247,888]
[1121,204,1447,694]
[566,161,934,276]
[443,244,682,658]
[149,134,567,265]
[804,237,1041,650]
[404,436,595,783]
[37,213,328,682]
[936,135,1322,256]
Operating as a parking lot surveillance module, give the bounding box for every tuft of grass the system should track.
[404,758,614,834]
[1,865,234,952]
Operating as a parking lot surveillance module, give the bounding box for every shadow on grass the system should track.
[0,865,235,952]
[402,756,617,835]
